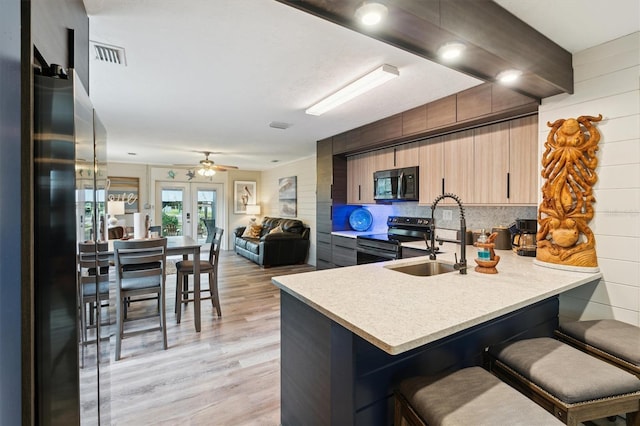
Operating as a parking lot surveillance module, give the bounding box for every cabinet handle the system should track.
[358,184,361,201]
[507,172,511,199]
[393,148,397,167]
[441,178,445,195]
[330,184,333,199]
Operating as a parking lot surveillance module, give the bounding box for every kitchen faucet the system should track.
[430,193,467,274]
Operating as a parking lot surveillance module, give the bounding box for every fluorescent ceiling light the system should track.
[438,42,466,61]
[355,2,388,26]
[305,64,399,116]
[496,69,522,84]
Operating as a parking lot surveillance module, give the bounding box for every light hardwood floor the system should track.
[80,251,628,426]
[82,250,314,425]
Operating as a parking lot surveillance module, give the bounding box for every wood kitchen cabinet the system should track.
[507,115,538,204]
[393,142,419,168]
[472,115,538,204]
[347,149,393,204]
[442,129,475,204]
[331,235,357,267]
[473,122,510,204]
[316,137,348,269]
[418,136,444,204]
[419,130,475,206]
[347,153,371,204]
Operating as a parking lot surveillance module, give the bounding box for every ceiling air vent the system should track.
[92,41,126,66]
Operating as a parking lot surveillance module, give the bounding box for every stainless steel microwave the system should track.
[373,166,419,201]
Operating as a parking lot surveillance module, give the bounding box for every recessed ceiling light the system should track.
[355,2,388,26]
[496,69,522,84]
[437,42,466,61]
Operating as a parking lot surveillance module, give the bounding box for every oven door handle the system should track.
[356,246,398,260]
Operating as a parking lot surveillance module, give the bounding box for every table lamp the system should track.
[107,200,125,227]
[246,204,261,223]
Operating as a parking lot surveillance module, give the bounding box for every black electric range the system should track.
[356,216,431,264]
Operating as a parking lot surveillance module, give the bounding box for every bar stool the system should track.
[555,319,640,378]
[487,337,640,425]
[395,366,563,425]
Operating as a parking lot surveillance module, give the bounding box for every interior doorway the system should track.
[154,182,224,244]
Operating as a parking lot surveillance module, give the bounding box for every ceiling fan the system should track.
[197,151,238,176]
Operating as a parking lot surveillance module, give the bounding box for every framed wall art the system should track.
[234,181,256,214]
[278,176,297,218]
[107,176,139,213]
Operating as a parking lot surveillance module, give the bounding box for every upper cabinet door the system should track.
[508,115,539,204]
[394,142,419,168]
[442,130,475,204]
[418,137,444,204]
[473,122,510,204]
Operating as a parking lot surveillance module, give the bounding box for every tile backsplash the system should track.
[357,203,537,233]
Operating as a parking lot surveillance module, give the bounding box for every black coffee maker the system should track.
[509,219,537,256]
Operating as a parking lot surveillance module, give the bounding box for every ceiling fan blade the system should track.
[212,164,239,171]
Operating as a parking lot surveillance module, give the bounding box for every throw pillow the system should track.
[269,224,283,235]
[241,223,262,238]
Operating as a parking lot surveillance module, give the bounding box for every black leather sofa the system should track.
[234,217,310,267]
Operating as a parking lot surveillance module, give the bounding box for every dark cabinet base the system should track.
[280,291,558,425]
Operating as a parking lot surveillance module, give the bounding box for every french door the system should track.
[155,182,224,244]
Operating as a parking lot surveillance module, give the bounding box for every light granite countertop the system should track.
[272,243,603,355]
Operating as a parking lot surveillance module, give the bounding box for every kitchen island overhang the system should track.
[273,245,603,425]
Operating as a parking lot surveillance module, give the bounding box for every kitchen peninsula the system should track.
[272,244,602,425]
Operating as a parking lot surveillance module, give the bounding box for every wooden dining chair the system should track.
[108,225,125,239]
[77,241,111,366]
[114,238,168,360]
[175,227,224,322]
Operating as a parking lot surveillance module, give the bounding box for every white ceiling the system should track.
[84,0,639,171]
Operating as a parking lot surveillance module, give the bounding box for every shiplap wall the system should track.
[260,156,317,266]
[539,32,640,326]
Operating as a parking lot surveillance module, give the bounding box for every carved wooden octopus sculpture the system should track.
[537,114,602,267]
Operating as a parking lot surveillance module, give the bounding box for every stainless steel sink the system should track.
[385,261,456,277]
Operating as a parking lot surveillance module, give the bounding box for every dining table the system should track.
[107,235,204,332]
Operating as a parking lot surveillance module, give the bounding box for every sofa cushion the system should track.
[280,219,304,234]
[243,238,260,254]
[234,237,254,250]
[241,222,262,238]
[269,224,284,234]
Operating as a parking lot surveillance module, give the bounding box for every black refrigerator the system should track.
[34,68,110,425]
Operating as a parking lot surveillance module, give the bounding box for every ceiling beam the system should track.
[277,0,573,100]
